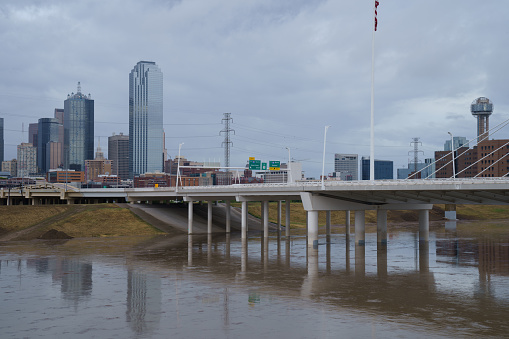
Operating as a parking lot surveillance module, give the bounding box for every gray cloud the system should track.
[0,0,507,177]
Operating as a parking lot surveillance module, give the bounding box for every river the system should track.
[0,223,508,338]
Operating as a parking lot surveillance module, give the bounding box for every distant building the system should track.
[444,136,467,152]
[108,133,129,180]
[397,159,435,179]
[37,117,61,174]
[28,123,38,148]
[54,108,64,124]
[46,169,85,183]
[134,172,199,188]
[64,82,94,171]
[256,162,303,184]
[84,145,112,182]
[17,143,37,177]
[1,159,17,177]
[334,154,358,181]
[129,61,163,178]
[361,157,393,180]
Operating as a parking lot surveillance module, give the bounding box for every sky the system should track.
[1,0,508,178]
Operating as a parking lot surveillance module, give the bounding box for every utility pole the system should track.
[220,113,235,184]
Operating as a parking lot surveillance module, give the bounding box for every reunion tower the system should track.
[471,97,493,140]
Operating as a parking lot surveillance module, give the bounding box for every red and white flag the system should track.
[374,0,379,31]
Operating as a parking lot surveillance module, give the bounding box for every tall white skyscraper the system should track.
[129,61,163,178]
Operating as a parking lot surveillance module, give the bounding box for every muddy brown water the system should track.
[0,222,508,338]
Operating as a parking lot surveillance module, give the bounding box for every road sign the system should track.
[269,161,280,171]
[249,160,261,170]
[249,157,255,161]
[262,163,267,170]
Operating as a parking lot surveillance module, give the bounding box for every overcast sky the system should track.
[1,0,508,178]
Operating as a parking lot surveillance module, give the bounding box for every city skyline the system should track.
[1,1,509,177]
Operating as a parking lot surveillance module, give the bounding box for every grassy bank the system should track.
[0,204,164,241]
[232,202,509,227]
[2,203,509,241]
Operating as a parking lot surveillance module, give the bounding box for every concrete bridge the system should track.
[2,178,509,246]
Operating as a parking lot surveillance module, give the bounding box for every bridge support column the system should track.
[307,210,319,246]
[285,200,291,237]
[207,201,213,234]
[225,201,231,233]
[377,209,387,244]
[445,204,456,220]
[67,199,74,205]
[188,200,194,234]
[326,211,331,237]
[355,210,365,245]
[277,201,282,237]
[419,210,429,242]
[263,201,269,238]
[260,201,265,231]
[241,201,248,239]
[345,210,351,235]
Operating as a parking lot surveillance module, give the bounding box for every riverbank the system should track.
[1,203,509,241]
[0,204,164,241]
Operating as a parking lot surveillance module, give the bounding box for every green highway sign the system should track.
[249,159,261,170]
[262,162,267,170]
[269,161,280,170]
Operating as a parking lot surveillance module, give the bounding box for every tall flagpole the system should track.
[370,0,378,181]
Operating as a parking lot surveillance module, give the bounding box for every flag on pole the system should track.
[375,1,379,31]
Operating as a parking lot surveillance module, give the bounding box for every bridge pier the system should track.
[285,200,291,237]
[354,210,365,246]
[207,201,213,234]
[377,209,388,244]
[263,201,269,238]
[241,201,248,239]
[188,199,194,234]
[277,201,282,237]
[419,210,429,242]
[225,200,231,233]
[307,210,319,246]
[345,211,350,235]
[326,211,331,237]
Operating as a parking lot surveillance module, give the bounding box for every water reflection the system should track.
[0,229,509,337]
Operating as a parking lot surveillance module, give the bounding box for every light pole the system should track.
[448,132,455,179]
[176,142,184,193]
[321,125,331,190]
[286,147,292,184]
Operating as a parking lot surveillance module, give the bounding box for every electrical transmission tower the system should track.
[220,113,235,182]
[409,137,424,173]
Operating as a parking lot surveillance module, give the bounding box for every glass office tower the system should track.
[129,61,163,178]
[64,83,94,171]
[37,118,61,173]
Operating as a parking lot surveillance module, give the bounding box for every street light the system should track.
[176,142,184,193]
[321,125,331,190]
[448,132,455,179]
[285,147,292,184]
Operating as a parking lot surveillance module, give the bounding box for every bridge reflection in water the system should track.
[133,230,509,337]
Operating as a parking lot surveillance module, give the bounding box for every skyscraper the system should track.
[37,118,61,173]
[64,82,94,171]
[129,61,163,178]
[108,133,129,180]
[0,118,4,164]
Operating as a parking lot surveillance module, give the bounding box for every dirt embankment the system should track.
[0,204,163,241]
